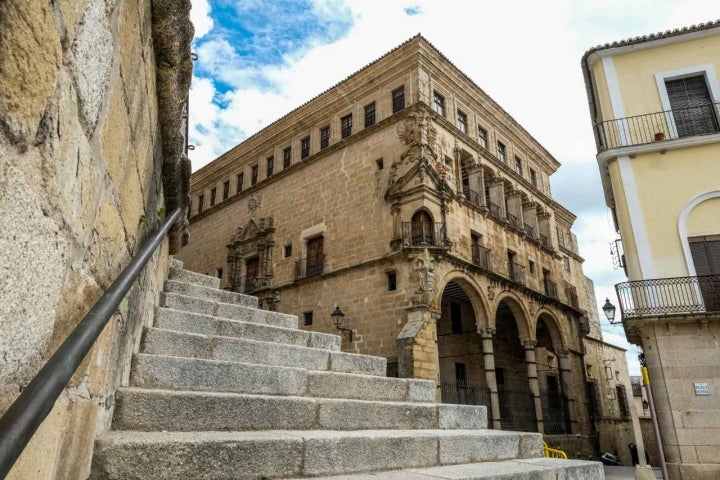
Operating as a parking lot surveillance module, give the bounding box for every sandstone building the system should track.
[582,20,720,479]
[180,35,639,456]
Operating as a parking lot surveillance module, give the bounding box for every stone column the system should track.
[557,349,577,434]
[480,328,501,429]
[397,305,440,400]
[507,191,524,229]
[522,202,539,239]
[466,162,485,210]
[523,340,544,433]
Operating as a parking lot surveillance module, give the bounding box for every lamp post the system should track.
[330,306,352,342]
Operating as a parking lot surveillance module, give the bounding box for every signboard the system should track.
[694,382,710,396]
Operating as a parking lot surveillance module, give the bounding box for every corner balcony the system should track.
[595,103,720,151]
[401,222,449,248]
[615,274,720,319]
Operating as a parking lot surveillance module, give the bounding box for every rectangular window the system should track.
[364,102,376,127]
[387,271,397,291]
[617,385,630,418]
[222,180,229,200]
[236,173,244,193]
[665,75,719,137]
[451,301,462,334]
[455,363,467,385]
[216,268,223,280]
[266,155,274,177]
[341,113,352,139]
[433,91,445,116]
[251,165,258,185]
[301,136,310,159]
[320,126,330,149]
[284,244,292,258]
[457,110,467,133]
[376,158,384,170]
[197,194,204,214]
[529,260,535,274]
[497,141,506,162]
[283,147,292,168]
[303,311,313,326]
[210,187,216,207]
[529,168,538,187]
[392,86,405,113]
[478,126,487,148]
[514,156,522,175]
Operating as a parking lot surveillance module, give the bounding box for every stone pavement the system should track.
[604,466,663,480]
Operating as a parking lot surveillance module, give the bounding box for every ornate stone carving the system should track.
[396,111,438,167]
[248,193,262,217]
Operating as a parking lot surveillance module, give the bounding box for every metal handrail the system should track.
[615,274,720,319]
[0,208,181,478]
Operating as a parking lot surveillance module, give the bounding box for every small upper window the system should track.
[341,114,352,139]
[529,168,538,187]
[387,271,397,291]
[364,102,376,127]
[251,165,259,185]
[320,126,330,149]
[237,173,244,193]
[283,147,292,168]
[284,244,292,258]
[197,194,204,214]
[301,136,310,159]
[303,311,313,326]
[392,86,405,113]
[478,127,487,149]
[457,110,467,133]
[514,156,522,175]
[266,155,274,177]
[222,180,229,200]
[210,188,216,207]
[433,91,445,116]
[497,141,506,162]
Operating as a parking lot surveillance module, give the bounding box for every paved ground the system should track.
[603,466,663,479]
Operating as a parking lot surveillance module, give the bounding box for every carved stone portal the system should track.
[227,217,275,294]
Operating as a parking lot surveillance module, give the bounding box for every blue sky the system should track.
[188,0,720,375]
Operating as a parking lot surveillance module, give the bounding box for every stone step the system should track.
[130,354,435,402]
[141,327,386,376]
[295,458,604,479]
[168,263,219,289]
[91,429,542,479]
[164,279,257,307]
[161,292,302,327]
[112,388,487,431]
[154,307,341,351]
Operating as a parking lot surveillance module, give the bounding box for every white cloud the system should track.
[190,0,213,39]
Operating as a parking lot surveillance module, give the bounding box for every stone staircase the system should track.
[91,260,603,479]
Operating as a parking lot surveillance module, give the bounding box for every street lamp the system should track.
[602,298,617,324]
[330,306,352,342]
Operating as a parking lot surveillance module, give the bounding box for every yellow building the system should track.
[582,20,720,480]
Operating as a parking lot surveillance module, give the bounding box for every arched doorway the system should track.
[536,315,571,434]
[437,281,489,409]
[493,299,536,432]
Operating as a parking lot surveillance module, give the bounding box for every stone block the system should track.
[329,352,386,376]
[407,380,436,402]
[0,0,61,144]
[317,399,437,430]
[437,404,487,429]
[437,430,519,464]
[306,372,407,402]
[168,265,219,288]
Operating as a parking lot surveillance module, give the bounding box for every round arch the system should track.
[490,291,533,342]
[678,190,720,276]
[434,270,491,330]
[533,309,567,352]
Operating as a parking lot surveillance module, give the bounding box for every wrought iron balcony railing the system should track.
[487,201,501,220]
[471,244,491,271]
[524,224,536,240]
[510,262,526,286]
[295,254,325,280]
[544,279,558,299]
[507,213,520,230]
[463,186,482,207]
[401,222,447,247]
[615,274,720,319]
[595,102,720,151]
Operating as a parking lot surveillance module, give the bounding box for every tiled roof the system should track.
[583,19,720,57]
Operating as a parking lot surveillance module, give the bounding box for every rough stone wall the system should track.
[0,0,192,478]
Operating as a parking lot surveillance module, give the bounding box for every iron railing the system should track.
[0,208,181,478]
[463,187,482,207]
[440,382,491,407]
[544,279,558,299]
[487,201,501,220]
[507,213,520,230]
[498,386,536,432]
[471,244,491,271]
[401,222,447,247]
[541,393,571,435]
[510,262,526,285]
[524,224,536,240]
[539,233,551,249]
[295,254,325,280]
[595,102,720,151]
[615,274,720,319]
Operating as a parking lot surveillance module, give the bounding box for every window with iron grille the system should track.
[303,311,313,326]
[283,147,292,168]
[392,86,405,113]
[251,165,258,185]
[616,385,630,418]
[457,110,467,133]
[236,173,244,193]
[478,126,487,148]
[364,102,376,127]
[266,156,274,177]
[433,91,445,116]
[222,180,229,200]
[301,136,310,159]
[210,188,216,207]
[497,141,506,162]
[341,114,352,139]
[320,126,330,149]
